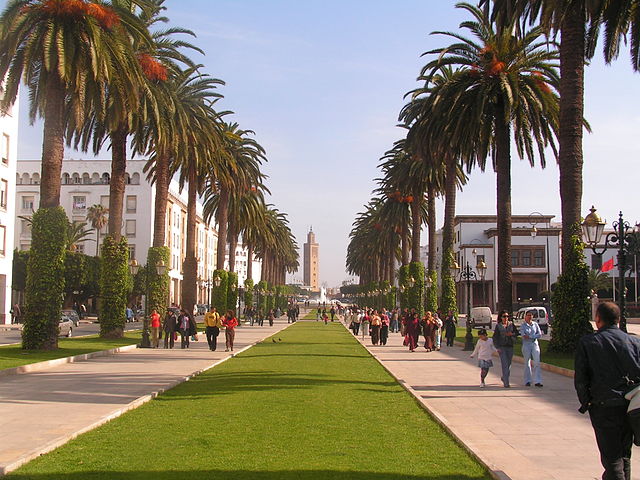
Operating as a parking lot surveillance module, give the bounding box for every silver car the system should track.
[59,313,73,337]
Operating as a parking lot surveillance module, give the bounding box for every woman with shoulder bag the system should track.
[493,310,518,388]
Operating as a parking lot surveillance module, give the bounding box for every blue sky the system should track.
[7,0,640,286]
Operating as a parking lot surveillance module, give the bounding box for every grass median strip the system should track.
[0,332,140,371]
[9,322,490,480]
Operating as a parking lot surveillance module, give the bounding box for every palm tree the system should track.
[86,204,109,256]
[414,3,560,313]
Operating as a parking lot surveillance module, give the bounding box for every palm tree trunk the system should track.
[410,195,422,263]
[39,75,65,209]
[388,241,395,283]
[559,6,586,268]
[95,228,100,257]
[108,125,128,240]
[181,165,198,316]
[152,152,170,248]
[260,252,266,282]
[441,155,457,304]
[228,219,238,273]
[427,184,437,274]
[401,221,410,266]
[246,243,254,281]
[495,113,513,314]
[216,187,229,270]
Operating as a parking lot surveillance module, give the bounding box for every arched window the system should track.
[101,173,110,184]
[32,173,40,185]
[62,173,71,185]
[21,173,29,185]
[131,172,140,185]
[82,173,90,184]
[91,173,100,184]
[72,173,80,184]
[125,173,131,184]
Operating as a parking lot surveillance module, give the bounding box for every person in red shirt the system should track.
[223,310,238,352]
[150,309,161,348]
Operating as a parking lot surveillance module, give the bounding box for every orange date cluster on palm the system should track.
[137,53,168,82]
[25,0,120,30]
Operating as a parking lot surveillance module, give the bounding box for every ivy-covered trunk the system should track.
[244,278,254,309]
[227,218,238,273]
[108,125,128,240]
[216,187,229,270]
[99,236,130,339]
[181,166,198,317]
[147,246,170,318]
[22,208,68,350]
[152,152,170,248]
[441,155,458,316]
[212,269,228,313]
[227,271,238,315]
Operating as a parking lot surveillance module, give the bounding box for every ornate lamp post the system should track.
[581,206,636,332]
[129,258,167,348]
[451,259,487,351]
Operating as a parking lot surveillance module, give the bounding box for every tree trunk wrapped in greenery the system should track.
[266,287,274,312]
[212,269,228,313]
[256,280,267,314]
[549,227,593,352]
[99,236,130,339]
[244,278,254,308]
[147,247,170,318]
[425,270,438,313]
[227,271,238,315]
[408,262,425,317]
[274,285,282,311]
[22,207,68,350]
[398,265,410,309]
[64,251,87,307]
[440,248,458,317]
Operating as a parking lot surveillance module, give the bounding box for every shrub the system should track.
[244,278,254,308]
[227,271,238,315]
[99,236,130,338]
[549,227,593,352]
[147,247,170,318]
[22,207,68,350]
[408,261,425,317]
[398,265,409,309]
[425,269,438,313]
[440,248,458,317]
[212,269,228,313]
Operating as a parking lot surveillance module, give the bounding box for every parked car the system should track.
[59,313,73,337]
[62,309,80,327]
[469,306,493,329]
[513,306,550,334]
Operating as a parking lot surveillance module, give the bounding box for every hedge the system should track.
[99,236,130,338]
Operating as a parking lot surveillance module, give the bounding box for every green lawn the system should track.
[455,327,575,370]
[0,332,140,371]
[9,322,490,480]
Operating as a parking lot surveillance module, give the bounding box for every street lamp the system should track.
[129,258,167,348]
[452,260,486,351]
[581,206,636,332]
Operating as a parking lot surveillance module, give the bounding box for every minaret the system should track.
[303,227,319,291]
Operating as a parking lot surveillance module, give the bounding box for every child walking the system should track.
[470,328,497,387]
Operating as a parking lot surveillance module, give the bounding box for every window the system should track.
[511,250,520,267]
[0,225,5,255]
[522,249,531,266]
[126,195,137,213]
[100,195,110,208]
[534,250,544,267]
[128,245,135,260]
[72,196,86,211]
[512,248,545,268]
[22,195,34,212]
[0,179,7,208]
[1,134,9,164]
[21,219,31,235]
[125,219,136,237]
[75,243,85,254]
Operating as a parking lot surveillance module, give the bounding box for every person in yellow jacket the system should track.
[204,306,223,351]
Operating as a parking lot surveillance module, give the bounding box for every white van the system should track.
[469,306,493,330]
[514,307,550,334]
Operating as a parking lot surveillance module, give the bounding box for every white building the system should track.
[16,158,224,308]
[0,98,19,324]
[423,215,562,313]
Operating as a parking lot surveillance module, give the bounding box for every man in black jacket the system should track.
[575,302,640,480]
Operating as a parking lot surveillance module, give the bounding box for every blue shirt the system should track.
[520,321,541,344]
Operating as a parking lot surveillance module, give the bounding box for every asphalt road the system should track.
[0,320,143,346]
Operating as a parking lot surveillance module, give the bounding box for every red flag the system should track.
[601,257,615,272]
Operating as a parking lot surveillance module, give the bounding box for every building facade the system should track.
[0,98,18,324]
[16,158,223,308]
[303,228,319,291]
[423,215,562,313]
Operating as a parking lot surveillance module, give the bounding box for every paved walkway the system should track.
[0,319,292,475]
[352,323,640,480]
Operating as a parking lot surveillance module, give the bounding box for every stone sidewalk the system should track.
[352,325,640,480]
[0,319,292,475]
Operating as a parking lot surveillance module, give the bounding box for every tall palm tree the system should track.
[414,3,560,313]
[86,204,109,256]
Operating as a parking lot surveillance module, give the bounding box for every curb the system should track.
[0,344,139,378]
[347,325,505,480]
[453,340,574,378]
[0,322,295,476]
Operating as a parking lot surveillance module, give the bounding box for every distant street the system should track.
[0,321,143,346]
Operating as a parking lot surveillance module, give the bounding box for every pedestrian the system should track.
[443,310,457,347]
[322,312,329,325]
[361,310,370,339]
[521,311,543,387]
[330,306,336,322]
[126,306,134,323]
[403,310,420,352]
[390,308,399,333]
[268,309,275,326]
[380,310,390,346]
[492,310,518,388]
[470,328,497,388]
[178,309,192,349]
[163,309,177,349]
[316,307,321,321]
[10,303,21,324]
[223,309,238,352]
[370,310,381,345]
[150,309,161,348]
[422,312,435,352]
[575,301,640,480]
[204,306,222,351]
[352,310,361,335]
[434,312,443,351]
